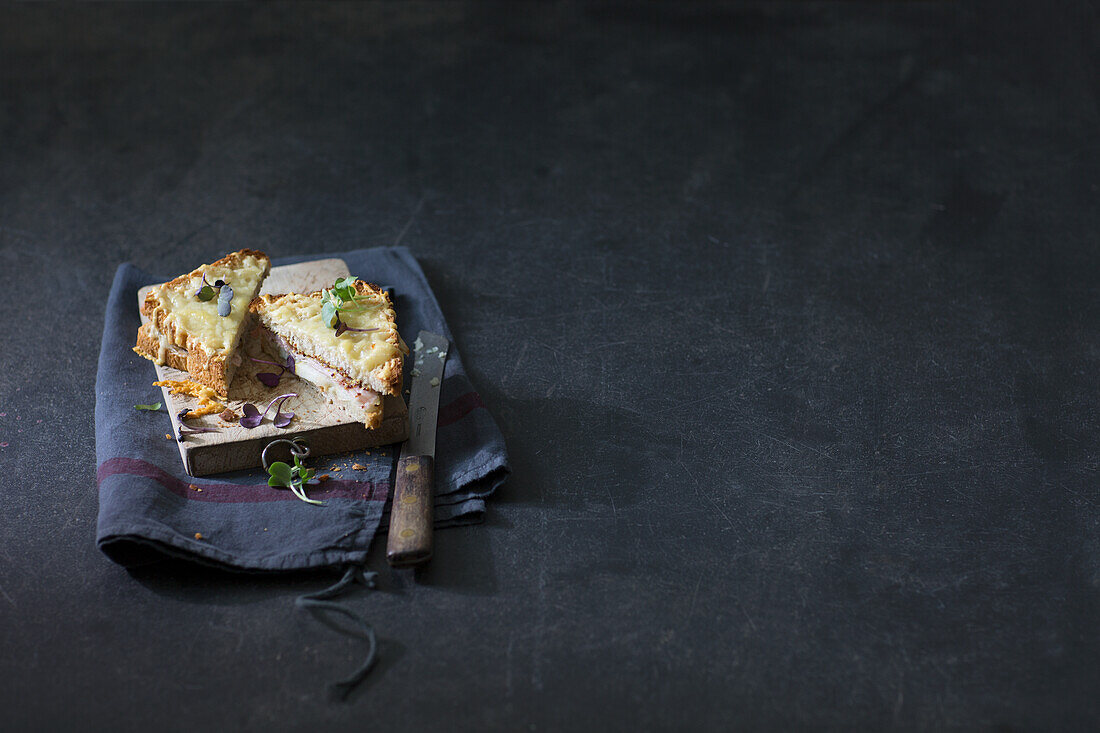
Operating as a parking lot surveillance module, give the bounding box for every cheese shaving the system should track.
[153,379,226,416]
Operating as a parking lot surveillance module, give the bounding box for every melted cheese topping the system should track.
[263,292,402,377]
[151,253,268,354]
[142,320,182,365]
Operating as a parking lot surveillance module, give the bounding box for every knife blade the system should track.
[386,330,449,568]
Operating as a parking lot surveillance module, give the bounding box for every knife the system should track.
[386,330,449,568]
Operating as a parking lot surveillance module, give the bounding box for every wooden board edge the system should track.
[185,413,410,476]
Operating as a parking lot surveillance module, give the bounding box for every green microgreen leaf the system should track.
[289,472,324,505]
[320,275,383,335]
[266,455,324,505]
[267,461,292,486]
[196,285,216,301]
[134,402,162,411]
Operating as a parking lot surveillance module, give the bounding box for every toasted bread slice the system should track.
[133,249,271,398]
[249,280,407,429]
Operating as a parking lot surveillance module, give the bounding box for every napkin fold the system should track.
[95,247,509,571]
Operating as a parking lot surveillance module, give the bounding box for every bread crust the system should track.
[134,249,271,398]
[133,323,188,372]
[249,279,404,396]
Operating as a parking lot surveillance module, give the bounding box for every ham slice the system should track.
[263,330,382,422]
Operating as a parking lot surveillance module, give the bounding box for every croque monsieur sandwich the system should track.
[133,249,272,398]
[248,279,407,430]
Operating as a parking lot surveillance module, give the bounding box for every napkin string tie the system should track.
[295,564,379,701]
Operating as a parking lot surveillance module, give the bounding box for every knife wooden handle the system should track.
[386,455,434,568]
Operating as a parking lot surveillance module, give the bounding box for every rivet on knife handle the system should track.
[386,455,434,567]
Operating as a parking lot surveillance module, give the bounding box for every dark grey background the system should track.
[1,2,1097,730]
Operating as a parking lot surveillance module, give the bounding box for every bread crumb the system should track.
[165,433,173,440]
[318,474,331,482]
[189,484,198,490]
[430,377,440,387]
[352,463,367,470]
[194,532,204,540]
[219,408,239,422]
[331,466,341,472]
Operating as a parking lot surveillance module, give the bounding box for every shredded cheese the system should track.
[153,379,226,416]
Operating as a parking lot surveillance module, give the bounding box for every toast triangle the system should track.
[249,280,407,430]
[133,249,272,398]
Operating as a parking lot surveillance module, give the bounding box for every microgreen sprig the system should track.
[320,276,379,332]
[134,402,162,411]
[267,454,323,505]
[177,425,219,441]
[217,283,234,316]
[195,273,222,301]
[195,272,234,316]
[239,393,297,429]
[334,322,379,337]
[249,354,296,388]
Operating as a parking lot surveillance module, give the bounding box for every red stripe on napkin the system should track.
[96,457,389,503]
[438,391,486,427]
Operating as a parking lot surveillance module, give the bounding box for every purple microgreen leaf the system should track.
[333,315,378,337]
[213,279,225,288]
[177,425,219,441]
[271,393,297,428]
[249,356,285,368]
[177,408,192,421]
[266,393,296,413]
[238,393,298,429]
[239,402,263,428]
[251,352,295,387]
[217,282,233,316]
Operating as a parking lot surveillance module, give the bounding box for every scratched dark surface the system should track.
[1,2,1098,730]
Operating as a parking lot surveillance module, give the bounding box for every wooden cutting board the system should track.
[138,258,409,477]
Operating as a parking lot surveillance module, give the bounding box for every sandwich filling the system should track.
[249,279,405,428]
[262,329,383,423]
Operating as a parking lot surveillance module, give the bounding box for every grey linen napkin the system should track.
[95,246,509,571]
